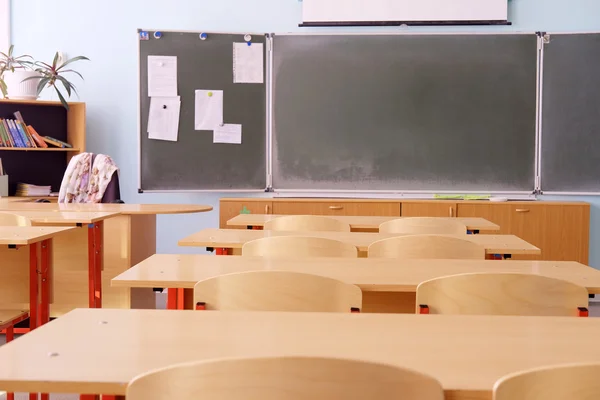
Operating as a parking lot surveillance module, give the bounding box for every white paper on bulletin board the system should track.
[233,43,264,84]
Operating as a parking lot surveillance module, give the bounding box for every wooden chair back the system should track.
[379,217,467,235]
[242,236,358,258]
[194,270,362,312]
[127,356,445,400]
[494,363,600,400]
[416,272,588,317]
[0,212,31,226]
[368,235,485,259]
[264,215,351,232]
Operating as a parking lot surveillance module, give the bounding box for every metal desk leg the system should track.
[87,222,104,308]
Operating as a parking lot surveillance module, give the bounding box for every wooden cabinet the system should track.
[402,201,457,217]
[219,200,273,228]
[220,198,590,264]
[457,203,590,263]
[272,201,400,217]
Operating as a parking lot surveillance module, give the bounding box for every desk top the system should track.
[0,226,75,245]
[13,211,121,225]
[178,229,541,255]
[1,308,600,398]
[228,214,500,231]
[0,203,213,215]
[112,254,600,293]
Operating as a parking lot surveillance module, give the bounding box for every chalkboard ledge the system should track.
[299,20,511,27]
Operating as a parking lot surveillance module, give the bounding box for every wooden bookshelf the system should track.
[0,99,86,195]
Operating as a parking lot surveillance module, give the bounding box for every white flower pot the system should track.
[3,70,41,100]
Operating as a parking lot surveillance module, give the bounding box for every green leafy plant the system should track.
[26,52,89,110]
[0,45,34,98]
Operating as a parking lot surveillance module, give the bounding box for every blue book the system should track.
[8,120,25,147]
[15,121,33,147]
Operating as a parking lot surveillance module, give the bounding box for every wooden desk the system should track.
[0,226,75,330]
[228,214,500,232]
[0,203,213,214]
[13,211,120,225]
[113,254,600,313]
[12,211,121,315]
[178,228,541,257]
[1,308,600,399]
[0,204,213,316]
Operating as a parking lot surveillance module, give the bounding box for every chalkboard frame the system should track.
[270,32,541,194]
[137,29,269,192]
[538,31,600,194]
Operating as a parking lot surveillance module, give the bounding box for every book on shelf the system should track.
[43,136,72,148]
[27,126,48,148]
[0,110,73,149]
[16,182,52,197]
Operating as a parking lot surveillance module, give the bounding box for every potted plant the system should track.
[26,52,89,110]
[0,45,40,100]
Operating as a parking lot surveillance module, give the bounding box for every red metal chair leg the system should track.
[94,222,103,308]
[80,395,99,400]
[6,325,13,400]
[167,288,178,310]
[40,239,51,327]
[177,288,184,310]
[29,244,39,331]
[87,225,97,308]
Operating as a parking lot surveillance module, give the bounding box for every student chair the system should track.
[264,215,351,232]
[126,356,445,400]
[379,217,468,235]
[368,235,485,259]
[493,363,600,400]
[59,152,122,203]
[242,236,358,258]
[416,273,589,317]
[0,211,31,226]
[194,270,362,312]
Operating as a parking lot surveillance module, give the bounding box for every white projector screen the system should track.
[302,0,508,24]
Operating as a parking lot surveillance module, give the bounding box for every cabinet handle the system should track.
[265,204,270,214]
[516,209,530,213]
[329,205,344,211]
[449,207,454,217]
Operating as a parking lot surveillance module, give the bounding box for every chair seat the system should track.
[0,310,29,331]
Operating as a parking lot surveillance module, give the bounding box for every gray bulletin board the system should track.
[272,34,539,192]
[139,30,267,191]
[540,33,600,193]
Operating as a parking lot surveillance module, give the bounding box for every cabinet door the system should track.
[511,204,589,263]
[219,200,273,228]
[401,202,457,217]
[457,204,533,260]
[272,201,400,216]
[457,203,590,263]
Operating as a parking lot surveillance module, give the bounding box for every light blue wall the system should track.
[9,0,600,263]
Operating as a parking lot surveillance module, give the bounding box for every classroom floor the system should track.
[1,297,599,400]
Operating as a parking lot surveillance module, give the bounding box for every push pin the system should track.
[153,31,163,39]
[163,105,167,109]
[200,32,208,41]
